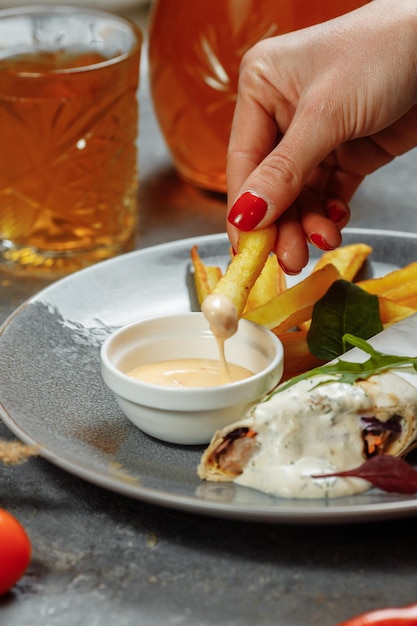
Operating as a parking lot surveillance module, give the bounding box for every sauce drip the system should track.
[129,295,245,389]
[128,358,252,388]
[201,293,239,384]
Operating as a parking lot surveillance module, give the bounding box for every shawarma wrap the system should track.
[198,315,417,499]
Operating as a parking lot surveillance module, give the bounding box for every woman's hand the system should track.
[227,0,417,274]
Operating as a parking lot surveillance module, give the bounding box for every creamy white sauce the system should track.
[235,376,374,498]
[201,293,239,383]
[201,294,238,340]
[128,358,253,388]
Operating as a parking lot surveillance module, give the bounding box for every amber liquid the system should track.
[149,0,369,193]
[0,48,140,275]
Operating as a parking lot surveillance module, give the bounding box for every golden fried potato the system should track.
[210,226,277,319]
[310,243,373,281]
[376,279,417,305]
[243,253,286,314]
[298,243,373,332]
[395,294,417,310]
[357,261,417,295]
[378,297,417,326]
[244,263,340,332]
[191,245,223,305]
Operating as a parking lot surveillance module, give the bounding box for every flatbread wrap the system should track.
[198,315,417,499]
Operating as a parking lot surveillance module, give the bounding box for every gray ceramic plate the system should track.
[1,228,417,524]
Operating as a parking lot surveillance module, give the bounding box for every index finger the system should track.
[226,90,281,205]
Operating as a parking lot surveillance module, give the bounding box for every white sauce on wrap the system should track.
[233,376,372,498]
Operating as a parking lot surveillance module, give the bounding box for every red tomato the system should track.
[0,508,31,595]
[336,604,417,626]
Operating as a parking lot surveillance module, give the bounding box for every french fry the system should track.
[396,294,417,310]
[378,297,417,326]
[375,279,417,304]
[243,253,286,314]
[357,261,417,295]
[210,226,277,319]
[244,264,340,332]
[310,243,373,281]
[190,245,223,305]
[277,330,326,381]
[298,243,373,332]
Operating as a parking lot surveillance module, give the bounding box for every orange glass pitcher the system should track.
[148,0,369,194]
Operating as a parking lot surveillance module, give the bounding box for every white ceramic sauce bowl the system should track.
[100,312,284,444]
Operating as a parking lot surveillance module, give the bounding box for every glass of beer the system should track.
[0,6,142,276]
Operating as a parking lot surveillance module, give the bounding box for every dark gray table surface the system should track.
[1,4,417,625]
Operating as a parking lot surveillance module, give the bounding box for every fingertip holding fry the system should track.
[202,226,277,339]
[228,191,269,231]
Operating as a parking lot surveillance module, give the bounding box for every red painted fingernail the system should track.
[327,203,346,223]
[278,258,301,276]
[228,191,268,231]
[309,233,336,251]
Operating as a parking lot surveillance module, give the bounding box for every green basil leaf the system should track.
[307,279,383,360]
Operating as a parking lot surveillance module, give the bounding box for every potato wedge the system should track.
[299,278,417,332]
[190,245,223,305]
[395,294,417,310]
[244,263,340,331]
[298,243,373,332]
[376,279,417,304]
[243,253,286,314]
[357,261,417,295]
[210,226,277,319]
[310,243,373,281]
[378,297,417,326]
